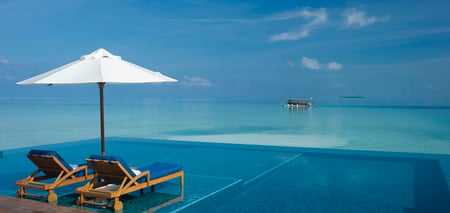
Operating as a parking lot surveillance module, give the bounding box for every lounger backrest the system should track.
[87,155,136,184]
[28,149,72,177]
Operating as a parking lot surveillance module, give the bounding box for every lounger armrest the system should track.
[63,164,92,179]
[70,164,87,174]
[125,171,150,188]
[77,163,88,167]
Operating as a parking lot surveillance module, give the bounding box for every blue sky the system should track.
[1,0,449,104]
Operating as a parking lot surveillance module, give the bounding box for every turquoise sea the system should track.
[1,98,450,154]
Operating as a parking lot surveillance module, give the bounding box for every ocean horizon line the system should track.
[2,96,450,108]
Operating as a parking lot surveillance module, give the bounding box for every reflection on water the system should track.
[56,183,184,213]
[123,187,184,213]
[286,106,313,113]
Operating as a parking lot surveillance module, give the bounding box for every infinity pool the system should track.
[1,138,449,212]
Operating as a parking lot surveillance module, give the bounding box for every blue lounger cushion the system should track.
[88,154,182,181]
[139,162,183,179]
[29,149,93,176]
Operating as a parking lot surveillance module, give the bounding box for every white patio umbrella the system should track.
[17,48,177,155]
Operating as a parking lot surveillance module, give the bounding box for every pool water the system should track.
[1,138,449,212]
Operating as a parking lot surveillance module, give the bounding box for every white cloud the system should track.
[301,57,343,71]
[301,57,321,70]
[184,7,326,25]
[0,58,9,65]
[269,8,327,41]
[327,62,342,70]
[178,7,329,42]
[266,9,309,21]
[182,76,214,87]
[266,8,326,23]
[270,30,309,41]
[343,8,389,28]
[301,8,328,27]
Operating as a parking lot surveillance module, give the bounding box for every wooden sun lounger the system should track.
[15,150,94,202]
[76,155,184,211]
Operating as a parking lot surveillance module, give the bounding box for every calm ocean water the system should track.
[1,98,450,154]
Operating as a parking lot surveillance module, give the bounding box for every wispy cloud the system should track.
[171,8,326,42]
[182,76,214,87]
[301,57,321,70]
[176,8,314,24]
[268,7,388,41]
[270,31,310,41]
[0,58,9,65]
[270,8,327,41]
[266,8,320,21]
[182,7,326,24]
[327,62,342,70]
[343,8,389,28]
[302,57,342,71]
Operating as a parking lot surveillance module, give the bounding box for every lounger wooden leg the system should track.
[140,188,144,195]
[16,187,25,198]
[151,185,155,192]
[180,173,184,186]
[113,198,123,211]
[47,190,58,202]
[76,195,84,206]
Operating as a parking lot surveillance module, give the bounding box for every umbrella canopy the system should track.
[17,48,177,155]
[17,48,177,85]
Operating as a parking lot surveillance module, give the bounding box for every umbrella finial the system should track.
[81,48,121,60]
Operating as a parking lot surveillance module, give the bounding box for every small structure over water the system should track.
[281,98,314,108]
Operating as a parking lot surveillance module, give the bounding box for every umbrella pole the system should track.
[99,82,106,156]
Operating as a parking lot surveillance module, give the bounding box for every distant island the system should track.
[339,96,365,99]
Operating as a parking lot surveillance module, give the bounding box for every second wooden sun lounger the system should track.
[76,154,184,211]
[15,149,94,202]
